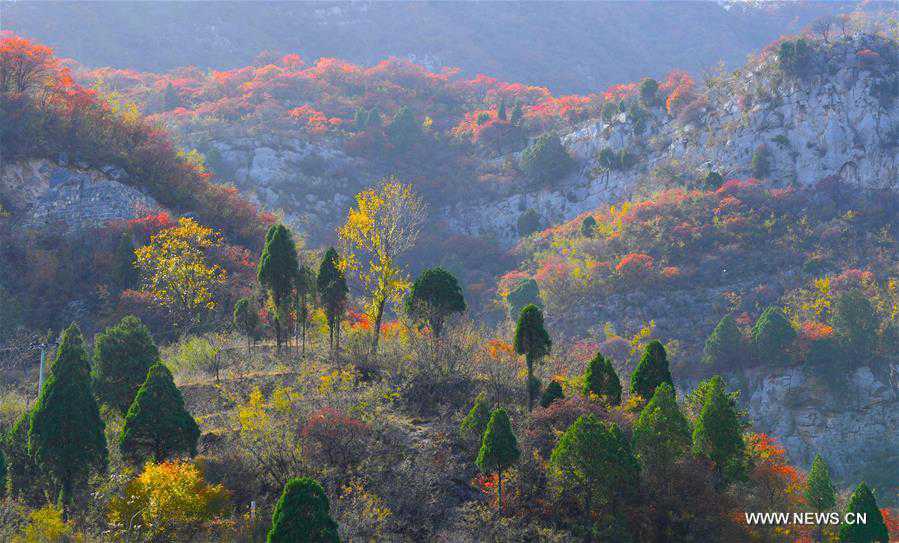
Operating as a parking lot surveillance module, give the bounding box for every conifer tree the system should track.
[751,306,796,365]
[584,352,622,405]
[691,375,746,484]
[806,454,837,543]
[268,477,340,543]
[113,233,138,290]
[258,224,300,352]
[295,264,315,357]
[92,315,160,413]
[460,393,491,438]
[630,340,673,400]
[703,315,744,369]
[405,267,466,339]
[550,415,640,518]
[497,100,507,121]
[633,382,690,474]
[233,297,260,353]
[506,278,541,319]
[581,215,597,237]
[29,323,107,507]
[510,102,524,126]
[317,247,348,355]
[540,380,564,408]
[2,413,42,503]
[838,482,888,543]
[120,363,200,464]
[831,289,879,360]
[476,408,520,511]
[514,304,552,410]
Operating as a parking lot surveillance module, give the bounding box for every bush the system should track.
[751,144,771,178]
[520,133,575,185]
[517,208,542,237]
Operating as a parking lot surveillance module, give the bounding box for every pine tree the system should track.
[93,315,160,413]
[540,380,564,408]
[580,215,597,237]
[838,482,888,543]
[476,408,520,511]
[691,375,746,485]
[258,224,300,352]
[460,392,491,438]
[630,340,673,400]
[514,304,552,410]
[550,415,640,518]
[120,363,200,464]
[806,454,837,542]
[703,315,744,369]
[29,323,107,507]
[268,477,339,543]
[233,297,260,353]
[317,247,348,355]
[583,352,621,405]
[831,289,879,360]
[519,132,575,185]
[752,306,796,365]
[632,382,690,475]
[405,267,466,339]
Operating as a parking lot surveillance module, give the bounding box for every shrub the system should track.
[751,307,796,365]
[540,381,564,408]
[517,208,542,237]
[301,408,371,472]
[751,144,771,178]
[520,133,575,185]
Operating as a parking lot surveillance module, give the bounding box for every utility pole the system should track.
[31,340,57,399]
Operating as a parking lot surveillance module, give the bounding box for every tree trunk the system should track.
[497,470,503,513]
[371,298,386,355]
[526,354,534,411]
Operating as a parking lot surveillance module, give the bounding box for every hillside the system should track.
[3,1,860,93]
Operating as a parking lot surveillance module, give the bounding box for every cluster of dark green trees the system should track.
[703,292,884,370]
[247,223,466,356]
[0,316,198,510]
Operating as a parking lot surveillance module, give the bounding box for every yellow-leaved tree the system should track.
[338,178,425,354]
[134,217,227,334]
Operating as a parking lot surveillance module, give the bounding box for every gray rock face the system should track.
[744,364,898,493]
[1,159,160,233]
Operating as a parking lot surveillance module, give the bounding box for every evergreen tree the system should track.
[517,208,542,237]
[752,307,796,365]
[2,414,43,503]
[510,102,524,126]
[258,224,300,352]
[295,264,316,357]
[550,415,640,519]
[630,340,673,400]
[580,215,597,237]
[476,408,520,511]
[633,382,690,474]
[751,144,771,178]
[704,170,724,190]
[92,315,160,413]
[520,132,575,185]
[639,77,659,106]
[112,233,138,290]
[831,289,879,360]
[497,100,507,121]
[268,477,340,543]
[317,247,348,355]
[506,278,541,319]
[838,483,888,543]
[29,324,107,507]
[386,105,420,151]
[584,352,622,405]
[405,267,466,339]
[514,304,552,410]
[120,363,200,464]
[460,393,491,438]
[233,297,260,353]
[806,454,837,512]
[703,315,744,369]
[691,375,746,485]
[540,380,564,408]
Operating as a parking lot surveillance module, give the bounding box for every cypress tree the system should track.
[497,100,507,121]
[317,247,348,355]
[258,224,300,352]
[581,215,597,237]
[550,415,640,517]
[806,454,837,512]
[120,363,200,464]
[29,323,107,507]
[295,264,315,357]
[405,267,466,339]
[510,102,523,126]
[460,392,491,438]
[112,233,138,290]
[838,483,888,543]
[233,297,260,353]
[514,304,552,410]
[2,413,43,503]
[691,375,746,485]
[476,408,520,511]
[831,289,879,360]
[751,306,796,365]
[506,278,541,319]
[92,315,160,413]
[703,315,744,369]
[632,382,690,474]
[268,477,339,543]
[584,352,621,405]
[540,380,564,408]
[630,340,673,400]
